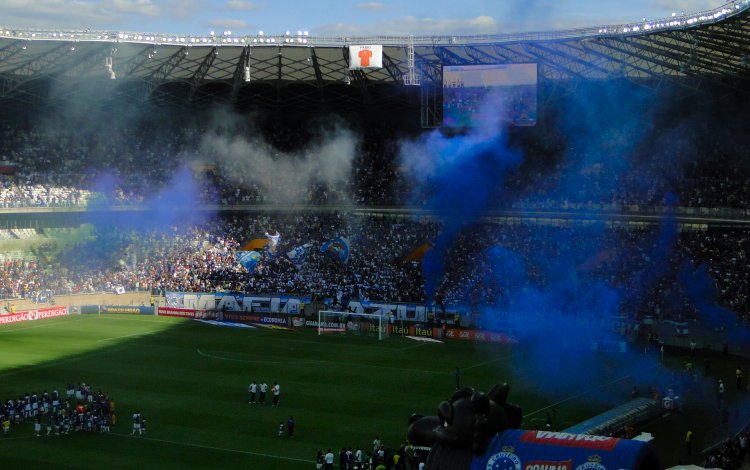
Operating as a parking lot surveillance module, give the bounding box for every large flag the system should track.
[236,251,262,272]
[287,243,313,269]
[348,45,382,70]
[320,237,350,264]
[240,238,268,252]
[404,243,432,263]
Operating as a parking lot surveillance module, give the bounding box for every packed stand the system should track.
[0,213,748,327]
[2,111,750,211]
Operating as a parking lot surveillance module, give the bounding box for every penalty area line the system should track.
[96,331,152,343]
[463,351,524,372]
[0,316,85,334]
[96,321,195,343]
[0,435,37,442]
[525,363,660,418]
[196,349,324,365]
[108,432,314,464]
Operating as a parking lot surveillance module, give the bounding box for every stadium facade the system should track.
[0,0,749,124]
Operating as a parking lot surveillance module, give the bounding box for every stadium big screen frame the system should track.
[442,63,538,128]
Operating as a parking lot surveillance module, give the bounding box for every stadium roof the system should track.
[1,0,749,116]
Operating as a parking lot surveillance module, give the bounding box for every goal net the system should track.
[317,310,390,341]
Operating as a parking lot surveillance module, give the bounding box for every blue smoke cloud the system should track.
[65,164,213,270]
[402,96,523,304]
[87,164,211,231]
[401,80,749,407]
[679,261,750,348]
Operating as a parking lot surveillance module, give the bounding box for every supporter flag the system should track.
[287,243,313,269]
[31,289,55,303]
[265,231,281,255]
[237,250,262,272]
[404,243,431,263]
[348,45,383,70]
[240,238,268,252]
[320,237,350,264]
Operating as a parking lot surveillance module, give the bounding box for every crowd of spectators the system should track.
[1,113,750,211]
[0,212,748,329]
[315,438,425,470]
[702,425,749,470]
[1,122,749,326]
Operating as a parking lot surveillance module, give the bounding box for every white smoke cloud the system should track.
[198,112,359,206]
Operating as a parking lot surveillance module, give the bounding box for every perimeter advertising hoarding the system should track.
[443,63,537,128]
[166,292,463,322]
[220,311,288,326]
[0,306,68,325]
[158,308,217,319]
[472,429,659,470]
[98,306,155,315]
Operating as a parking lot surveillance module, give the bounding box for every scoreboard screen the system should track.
[442,63,537,128]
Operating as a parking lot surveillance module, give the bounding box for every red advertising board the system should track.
[0,306,68,325]
[158,308,217,319]
[443,328,518,344]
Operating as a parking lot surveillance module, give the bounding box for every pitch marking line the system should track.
[98,315,188,324]
[316,358,447,375]
[0,316,85,334]
[108,432,313,464]
[525,363,660,418]
[199,348,449,375]
[196,349,324,365]
[96,321,195,343]
[0,343,133,379]
[0,435,37,442]
[399,342,430,351]
[463,351,524,372]
[96,332,153,343]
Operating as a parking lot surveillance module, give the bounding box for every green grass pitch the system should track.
[0,314,738,468]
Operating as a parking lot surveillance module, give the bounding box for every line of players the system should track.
[248,380,281,406]
[2,383,116,437]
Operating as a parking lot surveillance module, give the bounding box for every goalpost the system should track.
[317,310,390,341]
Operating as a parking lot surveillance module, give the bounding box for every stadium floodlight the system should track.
[304,31,309,36]
[258,30,264,36]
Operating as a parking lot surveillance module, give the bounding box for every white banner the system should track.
[348,45,382,69]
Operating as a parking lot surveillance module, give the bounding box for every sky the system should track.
[0,0,731,37]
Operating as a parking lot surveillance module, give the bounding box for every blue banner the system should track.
[287,243,313,269]
[237,250,262,272]
[472,429,657,470]
[320,237,350,264]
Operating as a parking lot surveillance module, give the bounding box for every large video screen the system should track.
[443,63,537,128]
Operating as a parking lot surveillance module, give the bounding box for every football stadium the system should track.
[2,1,750,469]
